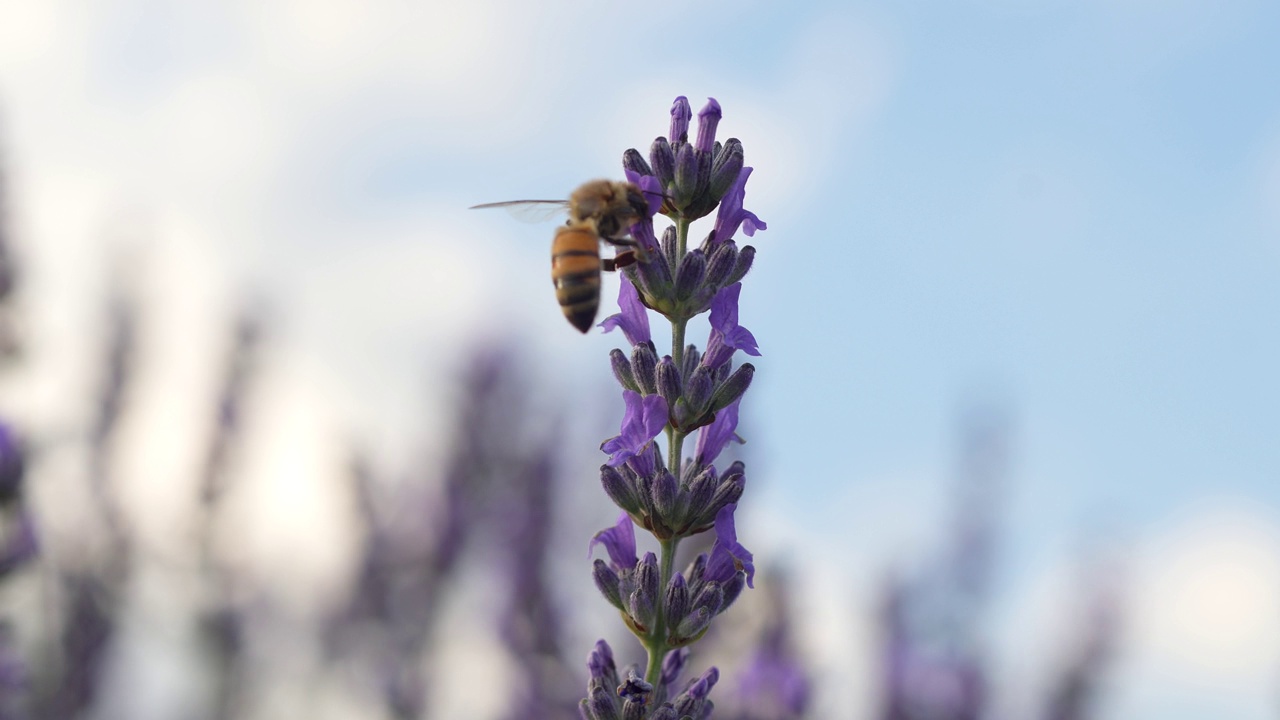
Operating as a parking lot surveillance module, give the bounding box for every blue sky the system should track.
[0,1,1278,717]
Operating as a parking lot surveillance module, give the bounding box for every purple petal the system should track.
[709,283,743,333]
[695,399,740,466]
[712,167,765,245]
[725,325,760,357]
[640,394,669,442]
[695,98,722,154]
[599,277,651,346]
[706,504,754,587]
[589,512,638,569]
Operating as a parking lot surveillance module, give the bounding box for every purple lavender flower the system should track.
[694,398,741,467]
[695,98,722,154]
[702,284,760,370]
[670,96,693,142]
[600,391,668,472]
[711,167,766,246]
[589,512,638,571]
[599,277,651,346]
[584,95,764,714]
[705,505,755,588]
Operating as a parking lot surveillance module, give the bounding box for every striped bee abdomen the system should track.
[551,223,602,333]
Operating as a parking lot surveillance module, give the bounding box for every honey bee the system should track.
[471,180,651,333]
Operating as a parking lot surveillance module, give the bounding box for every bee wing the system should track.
[469,200,570,224]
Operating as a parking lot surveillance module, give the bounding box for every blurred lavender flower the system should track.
[875,413,1008,720]
[1042,563,1123,720]
[195,309,263,720]
[720,572,811,720]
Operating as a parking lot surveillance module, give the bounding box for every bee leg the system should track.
[602,235,649,263]
[602,250,638,272]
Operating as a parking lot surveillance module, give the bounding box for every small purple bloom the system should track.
[702,284,760,369]
[695,98,722,154]
[599,277,651,346]
[706,505,754,588]
[670,96,692,143]
[712,167,766,245]
[625,170,665,217]
[600,391,668,469]
[694,398,740,467]
[589,512,637,570]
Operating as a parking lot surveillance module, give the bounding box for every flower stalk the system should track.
[584,96,765,719]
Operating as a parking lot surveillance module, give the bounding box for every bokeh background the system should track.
[0,1,1277,718]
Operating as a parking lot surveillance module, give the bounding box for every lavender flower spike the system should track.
[711,166,766,246]
[701,283,761,369]
[600,391,668,471]
[599,276,650,346]
[706,504,755,588]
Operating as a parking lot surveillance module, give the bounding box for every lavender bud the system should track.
[685,553,708,584]
[601,465,640,514]
[610,349,638,392]
[635,474,659,527]
[649,704,677,720]
[709,138,744,203]
[683,467,718,529]
[671,398,695,432]
[670,96,692,143]
[656,356,682,410]
[675,607,712,639]
[698,473,745,528]
[652,468,678,524]
[665,573,690,629]
[691,581,724,617]
[661,226,678,273]
[681,344,701,378]
[673,143,698,208]
[631,342,659,396]
[710,364,754,413]
[694,98,722,154]
[725,245,755,286]
[633,255,674,315]
[593,559,624,610]
[621,699,647,720]
[631,552,659,629]
[683,368,714,421]
[623,148,653,178]
[674,250,706,302]
[720,572,746,610]
[704,241,738,289]
[586,686,621,720]
[589,639,617,680]
[680,455,700,485]
[650,137,676,189]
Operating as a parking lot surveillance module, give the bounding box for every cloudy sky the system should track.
[1,1,1278,718]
